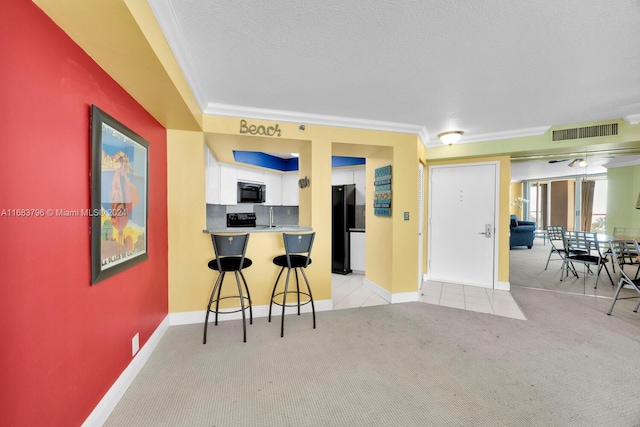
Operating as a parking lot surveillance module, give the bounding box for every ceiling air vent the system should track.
[551,123,619,142]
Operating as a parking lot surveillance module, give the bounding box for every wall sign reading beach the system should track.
[374,165,392,217]
[239,119,282,137]
[90,105,149,284]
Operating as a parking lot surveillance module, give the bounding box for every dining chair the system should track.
[562,231,614,288]
[607,240,640,315]
[609,238,640,279]
[268,232,316,337]
[203,233,253,344]
[545,225,584,272]
[607,227,639,273]
[545,226,565,270]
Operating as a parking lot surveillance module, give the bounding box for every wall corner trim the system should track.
[495,281,510,291]
[81,316,170,427]
[363,278,419,304]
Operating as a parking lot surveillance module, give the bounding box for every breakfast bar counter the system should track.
[203,225,313,234]
[199,225,324,310]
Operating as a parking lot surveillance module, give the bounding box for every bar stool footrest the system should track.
[271,291,313,308]
[208,295,252,315]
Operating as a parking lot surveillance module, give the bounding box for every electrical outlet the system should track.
[404,212,409,220]
[132,333,139,356]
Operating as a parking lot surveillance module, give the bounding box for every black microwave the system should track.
[237,181,266,203]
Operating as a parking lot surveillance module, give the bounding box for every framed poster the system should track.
[90,105,149,284]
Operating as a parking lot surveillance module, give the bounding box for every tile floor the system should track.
[332,273,526,320]
[331,273,389,310]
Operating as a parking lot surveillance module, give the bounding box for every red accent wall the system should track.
[0,2,168,426]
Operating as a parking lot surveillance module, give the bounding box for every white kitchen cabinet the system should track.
[236,166,264,183]
[350,232,366,273]
[282,173,299,206]
[205,149,238,205]
[205,151,220,204]
[219,163,238,205]
[263,171,282,206]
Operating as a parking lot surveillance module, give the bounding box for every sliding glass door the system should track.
[526,176,607,232]
[527,182,547,230]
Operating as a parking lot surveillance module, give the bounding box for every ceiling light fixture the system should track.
[568,158,587,168]
[437,131,464,146]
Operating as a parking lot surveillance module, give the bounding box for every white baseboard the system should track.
[82,315,170,427]
[363,278,419,304]
[423,273,511,292]
[391,291,420,303]
[170,299,334,326]
[495,281,511,291]
[363,277,391,302]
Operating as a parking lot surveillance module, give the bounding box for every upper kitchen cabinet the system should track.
[263,171,282,206]
[219,163,238,205]
[282,172,299,206]
[236,166,264,183]
[206,147,237,205]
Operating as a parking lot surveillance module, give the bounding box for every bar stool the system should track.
[203,233,253,344]
[269,232,316,337]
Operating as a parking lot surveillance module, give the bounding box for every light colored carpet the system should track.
[105,281,640,426]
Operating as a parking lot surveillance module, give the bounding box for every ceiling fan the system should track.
[547,158,586,167]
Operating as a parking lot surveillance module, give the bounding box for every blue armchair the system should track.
[510,214,536,249]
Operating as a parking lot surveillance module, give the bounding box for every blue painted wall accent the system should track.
[332,156,366,168]
[233,151,365,171]
[233,151,298,171]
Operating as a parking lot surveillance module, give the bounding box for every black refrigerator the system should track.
[332,184,356,274]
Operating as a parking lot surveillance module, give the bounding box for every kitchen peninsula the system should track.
[204,225,312,233]
[201,218,315,310]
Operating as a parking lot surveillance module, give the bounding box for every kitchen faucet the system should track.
[269,206,274,228]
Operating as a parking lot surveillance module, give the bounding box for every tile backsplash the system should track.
[206,204,365,230]
[206,204,299,229]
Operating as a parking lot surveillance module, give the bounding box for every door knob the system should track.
[479,224,492,238]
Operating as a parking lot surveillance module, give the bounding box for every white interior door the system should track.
[428,162,498,288]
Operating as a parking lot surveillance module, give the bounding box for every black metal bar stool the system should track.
[203,233,253,343]
[269,232,316,337]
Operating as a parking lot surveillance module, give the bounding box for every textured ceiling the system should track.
[149,0,640,147]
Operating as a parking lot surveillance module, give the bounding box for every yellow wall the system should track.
[365,154,393,292]
[510,182,524,217]
[167,130,211,312]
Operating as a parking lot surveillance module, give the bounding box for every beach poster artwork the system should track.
[91,106,148,284]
